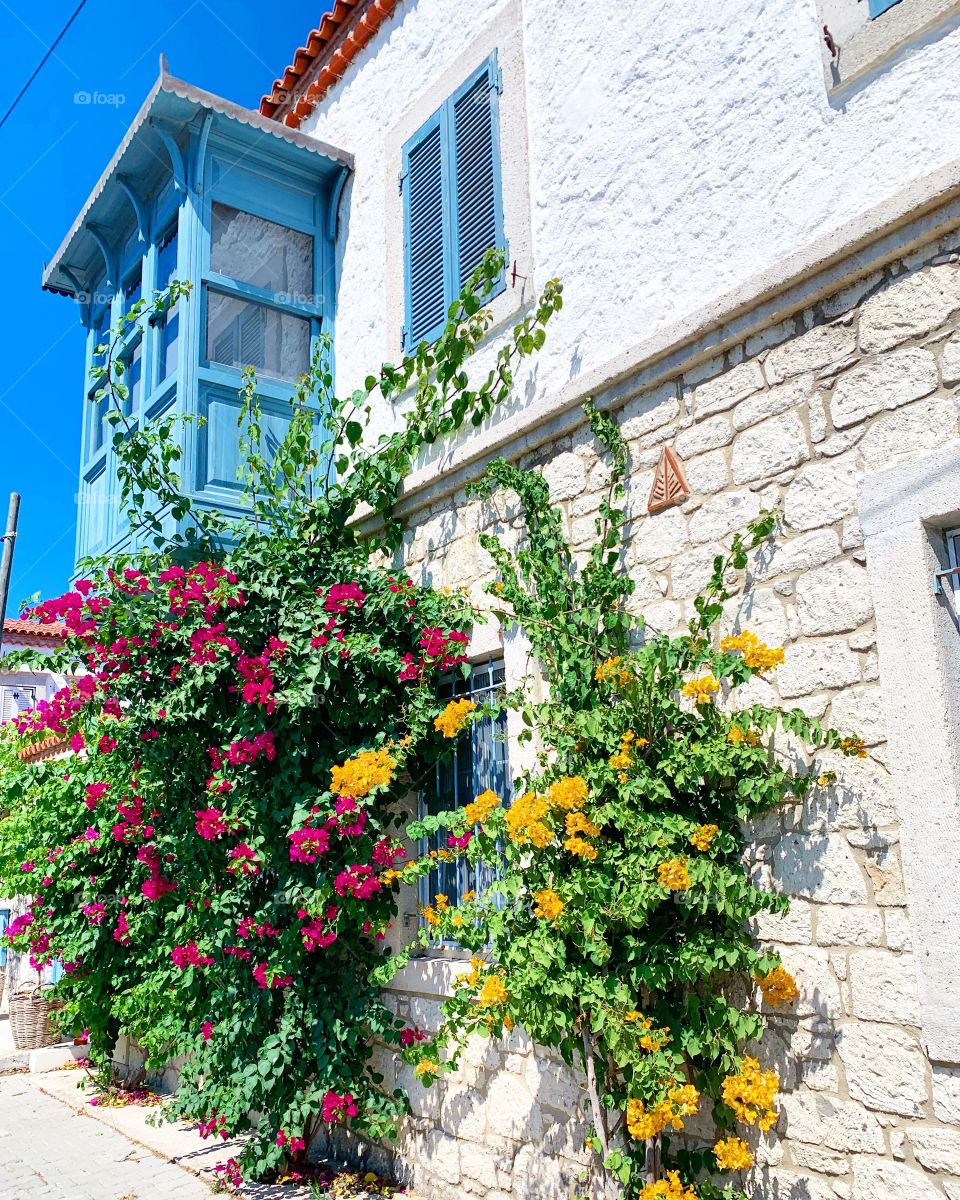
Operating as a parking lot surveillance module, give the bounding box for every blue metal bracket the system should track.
[150,119,187,193]
[117,175,150,243]
[86,223,117,290]
[326,164,350,240]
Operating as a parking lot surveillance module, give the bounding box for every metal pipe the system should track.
[0,492,21,656]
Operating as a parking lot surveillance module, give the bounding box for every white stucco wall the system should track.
[301,0,960,427]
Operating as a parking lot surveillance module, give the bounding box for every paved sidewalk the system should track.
[0,1073,214,1200]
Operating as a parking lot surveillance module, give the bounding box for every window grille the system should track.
[0,684,36,723]
[420,658,509,924]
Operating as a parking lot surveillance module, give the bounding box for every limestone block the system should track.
[795,560,873,636]
[771,832,869,903]
[906,1126,960,1174]
[675,414,732,459]
[751,529,841,582]
[784,456,860,532]
[816,906,884,947]
[485,1072,543,1141]
[731,411,810,484]
[859,263,960,353]
[458,1141,500,1188]
[780,1092,885,1153]
[800,752,897,833]
[440,1086,488,1142]
[933,1065,960,1125]
[828,684,886,746]
[750,898,813,944]
[809,392,828,442]
[776,638,861,699]
[837,1024,927,1116]
[630,508,689,565]
[540,452,586,502]
[775,945,842,1019]
[689,490,762,545]
[720,586,789,646]
[526,1055,584,1112]
[693,359,765,417]
[849,950,921,1025]
[830,348,937,429]
[751,1168,836,1200]
[791,1144,849,1176]
[619,381,680,439]
[421,1128,462,1185]
[671,543,725,598]
[942,332,960,384]
[682,448,729,495]
[765,322,859,383]
[864,843,906,906]
[884,909,911,952]
[858,393,960,469]
[733,374,813,431]
[852,1157,943,1200]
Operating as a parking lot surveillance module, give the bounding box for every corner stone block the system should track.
[783,456,860,532]
[484,1071,544,1141]
[780,1092,885,1154]
[848,949,922,1025]
[775,637,861,698]
[852,1156,944,1200]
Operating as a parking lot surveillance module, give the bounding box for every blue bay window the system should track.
[401,53,506,351]
[42,65,352,566]
[868,0,902,16]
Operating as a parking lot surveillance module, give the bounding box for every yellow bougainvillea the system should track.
[720,630,785,672]
[690,823,719,852]
[565,811,600,838]
[463,789,501,826]
[658,858,691,891]
[533,888,564,920]
[505,792,553,847]
[475,973,508,1008]
[681,675,720,706]
[330,748,396,799]
[756,965,799,1007]
[546,775,589,811]
[626,1083,700,1141]
[840,735,868,758]
[727,726,761,746]
[434,698,477,738]
[414,1059,438,1078]
[610,729,647,772]
[722,1057,779,1131]
[714,1136,753,1170]
[595,656,632,687]
[564,834,598,860]
[638,1172,699,1200]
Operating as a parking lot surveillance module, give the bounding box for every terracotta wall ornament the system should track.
[647,445,689,512]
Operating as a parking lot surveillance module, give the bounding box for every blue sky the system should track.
[0,1,317,611]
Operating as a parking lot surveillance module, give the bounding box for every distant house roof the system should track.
[17,734,70,764]
[259,0,398,128]
[3,619,69,647]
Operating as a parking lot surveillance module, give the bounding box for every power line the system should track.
[0,0,90,132]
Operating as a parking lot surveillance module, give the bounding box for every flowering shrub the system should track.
[0,252,563,1183]
[399,405,863,1199]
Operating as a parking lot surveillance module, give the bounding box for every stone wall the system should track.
[367,238,960,1199]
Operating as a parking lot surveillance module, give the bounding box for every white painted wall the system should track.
[300,0,960,433]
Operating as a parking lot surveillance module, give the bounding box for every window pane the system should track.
[89,392,109,456]
[123,341,142,414]
[210,202,313,300]
[157,225,179,384]
[124,266,142,316]
[206,291,310,381]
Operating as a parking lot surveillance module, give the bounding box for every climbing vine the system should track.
[400,405,864,1199]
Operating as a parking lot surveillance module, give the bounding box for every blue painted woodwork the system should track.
[42,68,351,567]
[401,53,506,352]
[0,909,8,968]
[868,0,902,15]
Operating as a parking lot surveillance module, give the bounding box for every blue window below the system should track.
[421,658,509,919]
[401,53,506,351]
[868,0,903,16]
[0,909,8,968]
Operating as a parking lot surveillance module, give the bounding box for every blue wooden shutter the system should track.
[451,57,504,292]
[403,112,449,350]
[868,0,902,15]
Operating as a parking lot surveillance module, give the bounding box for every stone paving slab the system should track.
[5,1072,313,1200]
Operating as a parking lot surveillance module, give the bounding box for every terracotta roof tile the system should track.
[259,0,396,127]
[3,618,68,644]
[18,735,70,763]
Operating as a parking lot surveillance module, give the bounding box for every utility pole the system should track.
[0,492,21,656]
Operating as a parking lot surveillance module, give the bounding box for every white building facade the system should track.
[256,2,960,1197]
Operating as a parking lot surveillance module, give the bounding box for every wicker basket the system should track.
[9,984,63,1050]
